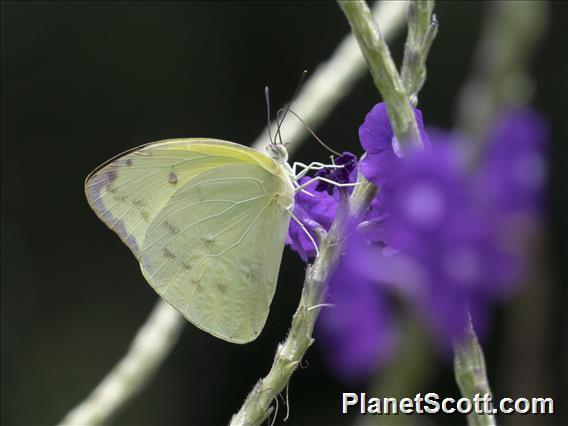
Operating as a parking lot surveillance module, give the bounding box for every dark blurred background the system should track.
[1,1,566,425]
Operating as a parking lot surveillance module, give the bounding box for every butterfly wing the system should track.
[85,138,294,343]
[140,162,293,343]
[85,138,281,258]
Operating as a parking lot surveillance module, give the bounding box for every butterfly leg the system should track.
[289,162,336,197]
[291,161,344,180]
[291,161,326,177]
[306,303,336,311]
[286,208,320,258]
[294,176,360,193]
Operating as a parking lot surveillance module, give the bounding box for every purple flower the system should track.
[356,106,547,344]
[315,152,358,194]
[287,153,358,261]
[303,105,548,382]
[359,102,430,189]
[317,233,397,383]
[383,143,468,251]
[474,108,549,219]
[286,177,337,261]
[380,141,524,343]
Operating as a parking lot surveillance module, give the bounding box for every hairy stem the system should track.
[338,0,423,151]
[354,5,439,425]
[453,312,496,426]
[401,0,438,106]
[230,182,377,425]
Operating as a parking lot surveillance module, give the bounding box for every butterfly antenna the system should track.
[287,108,341,156]
[276,106,287,146]
[264,86,274,145]
[274,70,308,145]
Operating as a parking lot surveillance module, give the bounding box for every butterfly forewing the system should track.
[85,138,279,257]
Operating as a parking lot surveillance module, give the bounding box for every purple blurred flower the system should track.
[474,108,549,218]
[372,134,533,344]
[354,106,548,347]
[293,104,548,383]
[350,145,474,343]
[384,143,469,249]
[359,102,430,188]
[317,233,397,383]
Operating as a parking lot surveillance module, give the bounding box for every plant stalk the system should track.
[230,182,377,425]
[400,0,438,105]
[339,0,423,151]
[453,312,496,426]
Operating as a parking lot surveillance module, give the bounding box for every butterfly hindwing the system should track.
[140,163,293,343]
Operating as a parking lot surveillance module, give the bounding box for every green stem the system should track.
[230,182,377,426]
[456,0,548,160]
[453,311,496,426]
[233,2,442,424]
[338,0,422,151]
[400,0,438,106]
[452,4,549,422]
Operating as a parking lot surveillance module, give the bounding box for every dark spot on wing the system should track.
[114,158,131,168]
[107,170,118,182]
[191,279,202,293]
[163,247,176,259]
[181,261,192,271]
[169,172,178,185]
[164,220,180,234]
[246,270,259,281]
[216,282,227,293]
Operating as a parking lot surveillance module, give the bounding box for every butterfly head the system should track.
[267,141,289,165]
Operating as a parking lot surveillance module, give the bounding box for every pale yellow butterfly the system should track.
[85,138,296,343]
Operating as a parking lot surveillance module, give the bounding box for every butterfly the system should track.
[85,138,297,343]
